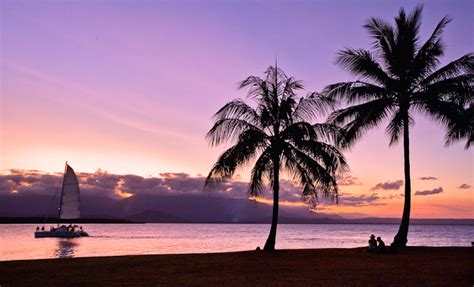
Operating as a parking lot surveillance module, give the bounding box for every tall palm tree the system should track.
[324,6,473,248]
[205,65,348,251]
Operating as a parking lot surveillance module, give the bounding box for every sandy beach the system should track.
[1,247,472,286]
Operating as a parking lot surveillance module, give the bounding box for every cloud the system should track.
[2,169,375,211]
[0,169,300,202]
[380,193,404,200]
[415,187,443,196]
[457,184,471,189]
[370,180,403,191]
[341,193,382,206]
[322,192,384,207]
[79,170,253,199]
[336,175,362,186]
[0,169,393,219]
[419,176,438,180]
[0,170,63,196]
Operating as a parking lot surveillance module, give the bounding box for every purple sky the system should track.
[1,0,473,218]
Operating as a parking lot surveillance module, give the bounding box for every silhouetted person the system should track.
[367,234,377,253]
[36,226,39,231]
[377,237,386,253]
[41,226,45,231]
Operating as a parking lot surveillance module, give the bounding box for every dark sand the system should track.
[1,247,472,286]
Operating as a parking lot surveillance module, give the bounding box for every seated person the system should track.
[367,234,377,252]
[376,237,386,253]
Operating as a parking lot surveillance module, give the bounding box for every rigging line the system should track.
[43,174,63,226]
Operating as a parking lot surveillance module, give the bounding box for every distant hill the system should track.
[0,194,472,225]
[0,217,137,224]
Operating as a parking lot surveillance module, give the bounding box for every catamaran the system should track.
[35,163,89,238]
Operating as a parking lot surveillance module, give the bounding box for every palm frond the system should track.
[280,121,344,148]
[336,48,391,85]
[422,53,474,86]
[417,74,474,105]
[291,140,349,174]
[385,111,412,146]
[205,129,268,186]
[445,104,473,149]
[212,98,259,122]
[327,98,395,147]
[248,148,272,196]
[410,16,450,81]
[412,93,471,148]
[363,16,395,57]
[282,76,304,99]
[281,146,319,206]
[206,118,266,146]
[293,92,336,121]
[285,143,339,197]
[324,81,389,104]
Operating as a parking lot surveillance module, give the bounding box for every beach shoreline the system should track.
[1,247,472,286]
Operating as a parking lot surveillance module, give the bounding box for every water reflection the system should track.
[1,224,472,261]
[55,239,78,258]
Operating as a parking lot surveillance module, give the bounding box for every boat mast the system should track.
[57,161,68,226]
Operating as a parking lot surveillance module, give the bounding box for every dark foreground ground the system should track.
[1,247,473,286]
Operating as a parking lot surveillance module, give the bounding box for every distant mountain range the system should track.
[1,194,472,225]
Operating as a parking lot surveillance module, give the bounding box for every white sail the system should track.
[59,165,81,219]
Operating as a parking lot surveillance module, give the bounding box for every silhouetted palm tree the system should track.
[205,65,348,251]
[324,6,473,248]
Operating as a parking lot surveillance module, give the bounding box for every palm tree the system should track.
[324,6,473,248]
[205,65,348,251]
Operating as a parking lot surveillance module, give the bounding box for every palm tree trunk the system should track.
[392,117,411,248]
[264,156,280,251]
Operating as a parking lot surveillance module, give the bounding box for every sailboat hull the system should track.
[34,231,82,238]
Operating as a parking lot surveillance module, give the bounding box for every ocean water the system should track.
[0,223,472,261]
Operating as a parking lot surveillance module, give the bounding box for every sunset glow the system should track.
[1,0,472,219]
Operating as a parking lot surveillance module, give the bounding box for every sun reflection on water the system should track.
[55,239,78,258]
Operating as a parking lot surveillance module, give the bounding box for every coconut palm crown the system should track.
[205,65,348,251]
[324,6,473,247]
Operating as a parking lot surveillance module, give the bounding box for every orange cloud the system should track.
[114,178,134,198]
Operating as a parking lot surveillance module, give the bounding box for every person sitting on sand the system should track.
[376,237,386,253]
[367,234,377,252]
[41,226,45,231]
[36,226,39,231]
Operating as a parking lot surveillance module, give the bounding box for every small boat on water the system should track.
[35,162,89,238]
[35,225,87,238]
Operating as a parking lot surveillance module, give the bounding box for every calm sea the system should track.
[0,223,472,261]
